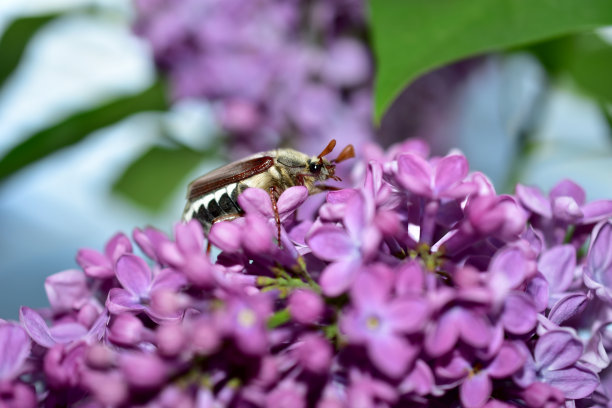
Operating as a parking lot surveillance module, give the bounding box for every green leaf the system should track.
[528,33,612,102]
[0,81,168,181]
[565,35,612,103]
[112,144,215,212]
[371,0,612,121]
[0,14,58,89]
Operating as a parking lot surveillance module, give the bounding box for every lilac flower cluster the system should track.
[3,140,612,407]
[133,0,373,156]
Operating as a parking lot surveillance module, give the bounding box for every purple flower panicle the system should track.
[6,139,612,407]
[133,0,373,156]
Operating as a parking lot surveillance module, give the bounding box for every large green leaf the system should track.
[0,81,168,181]
[112,144,218,212]
[371,0,612,121]
[529,33,612,108]
[0,14,58,90]
[563,35,612,104]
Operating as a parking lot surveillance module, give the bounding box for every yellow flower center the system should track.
[237,309,257,328]
[366,315,380,330]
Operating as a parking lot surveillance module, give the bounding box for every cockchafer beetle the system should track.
[183,139,355,245]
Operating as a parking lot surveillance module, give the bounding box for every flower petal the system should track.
[544,366,599,399]
[516,184,551,218]
[133,226,168,261]
[104,233,133,262]
[243,214,274,253]
[238,188,274,218]
[119,353,167,388]
[368,334,414,378]
[351,265,392,306]
[401,359,434,396]
[488,247,532,299]
[209,220,243,252]
[277,186,308,220]
[488,342,525,378]
[433,154,469,196]
[76,249,113,278]
[425,310,459,357]
[115,254,153,296]
[548,293,589,325]
[587,221,612,284]
[396,153,432,197]
[535,330,582,371]
[387,297,429,333]
[174,221,204,255]
[344,193,367,240]
[49,323,88,344]
[308,225,356,261]
[538,245,576,294]
[435,350,470,380]
[551,196,583,222]
[0,323,31,380]
[395,260,425,296]
[525,273,549,312]
[19,307,55,348]
[107,288,143,315]
[44,269,89,313]
[581,200,612,224]
[550,179,586,205]
[151,268,187,292]
[458,309,492,348]
[320,258,361,297]
[460,373,492,408]
[501,292,537,335]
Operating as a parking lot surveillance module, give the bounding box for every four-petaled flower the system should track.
[341,266,428,378]
[107,254,186,321]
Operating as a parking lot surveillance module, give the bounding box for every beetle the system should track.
[182,139,355,245]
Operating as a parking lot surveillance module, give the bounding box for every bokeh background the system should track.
[1,0,611,318]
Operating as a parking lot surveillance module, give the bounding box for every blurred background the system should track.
[1,0,611,318]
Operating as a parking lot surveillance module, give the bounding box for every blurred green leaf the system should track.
[0,81,168,181]
[566,35,612,103]
[112,144,217,212]
[529,33,612,103]
[371,0,612,121]
[0,14,58,89]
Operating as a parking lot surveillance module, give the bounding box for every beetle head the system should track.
[307,139,355,182]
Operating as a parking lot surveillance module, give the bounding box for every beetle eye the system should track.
[309,162,322,173]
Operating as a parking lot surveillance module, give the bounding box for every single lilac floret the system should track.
[309,192,381,296]
[107,254,186,321]
[76,232,132,279]
[515,330,599,399]
[340,266,428,378]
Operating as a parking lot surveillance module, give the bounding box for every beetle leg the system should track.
[296,174,305,186]
[268,187,282,248]
[207,214,243,255]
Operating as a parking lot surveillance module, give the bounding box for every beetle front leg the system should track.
[268,187,282,248]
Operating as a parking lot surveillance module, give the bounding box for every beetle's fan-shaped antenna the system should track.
[333,144,355,163]
[318,139,337,159]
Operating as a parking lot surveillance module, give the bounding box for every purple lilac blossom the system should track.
[133,0,373,157]
[6,139,612,406]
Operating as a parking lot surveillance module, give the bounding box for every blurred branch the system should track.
[0,81,169,181]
